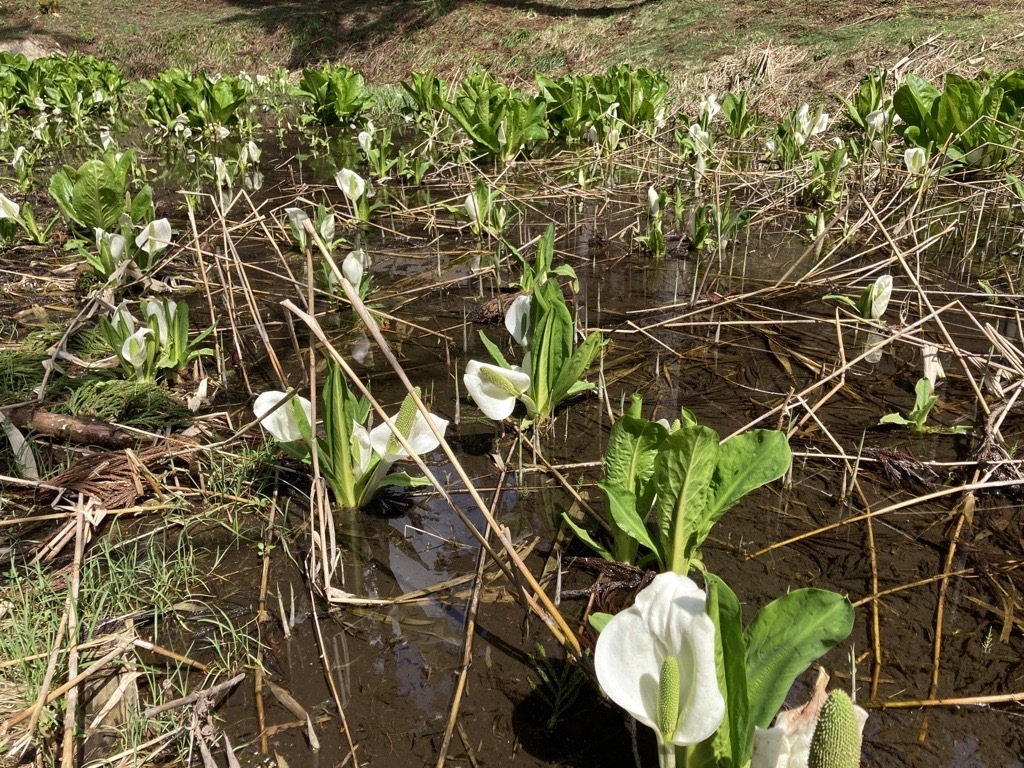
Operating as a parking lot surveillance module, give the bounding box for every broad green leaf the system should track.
[654,425,720,573]
[379,472,431,488]
[743,589,854,730]
[69,159,124,231]
[589,611,613,633]
[598,480,658,564]
[706,430,791,536]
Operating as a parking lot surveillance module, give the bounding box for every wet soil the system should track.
[181,144,1024,768]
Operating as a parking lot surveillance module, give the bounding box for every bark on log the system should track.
[6,407,138,449]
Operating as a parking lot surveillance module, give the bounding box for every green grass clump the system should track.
[62,379,192,429]
[0,349,47,404]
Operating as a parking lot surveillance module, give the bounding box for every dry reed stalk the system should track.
[434,441,515,768]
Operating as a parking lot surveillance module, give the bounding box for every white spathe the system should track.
[336,168,366,203]
[342,250,364,287]
[143,298,177,347]
[285,207,309,231]
[350,422,373,479]
[594,572,725,747]
[96,228,127,265]
[750,671,868,768]
[505,294,532,347]
[121,328,153,371]
[254,391,314,444]
[358,131,373,155]
[867,274,893,320]
[648,186,660,216]
[904,146,927,174]
[135,218,173,256]
[0,194,20,220]
[463,360,531,421]
[864,109,886,133]
[368,407,449,463]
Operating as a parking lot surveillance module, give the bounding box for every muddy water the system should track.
[183,141,1024,767]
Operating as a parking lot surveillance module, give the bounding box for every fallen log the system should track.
[6,407,138,449]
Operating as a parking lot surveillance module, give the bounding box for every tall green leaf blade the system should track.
[653,425,719,570]
[550,331,602,408]
[743,589,854,730]
[692,573,750,768]
[48,167,82,230]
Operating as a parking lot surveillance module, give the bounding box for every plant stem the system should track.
[658,741,676,768]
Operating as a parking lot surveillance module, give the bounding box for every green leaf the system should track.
[379,472,431,489]
[589,612,613,633]
[706,430,791,536]
[478,330,511,369]
[598,480,658,564]
[562,514,613,561]
[743,589,854,730]
[692,573,750,768]
[550,331,603,409]
[878,412,913,426]
[653,425,720,573]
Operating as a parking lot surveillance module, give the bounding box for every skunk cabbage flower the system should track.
[751,671,867,768]
[135,219,173,256]
[254,391,313,444]
[700,93,720,122]
[464,360,531,420]
[121,328,152,374]
[904,147,927,174]
[336,168,366,203]
[143,299,177,347]
[111,302,136,334]
[864,110,886,133]
[358,131,373,155]
[505,294,532,347]
[866,274,892,320]
[464,192,481,228]
[688,123,710,153]
[0,194,20,220]
[594,572,725,751]
[96,228,127,265]
[369,405,449,463]
[351,422,374,479]
[341,250,364,287]
[648,186,660,216]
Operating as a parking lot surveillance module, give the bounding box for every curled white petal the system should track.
[0,194,20,220]
[464,360,531,421]
[904,146,927,174]
[135,218,173,256]
[342,250,364,287]
[254,391,313,443]
[121,328,152,369]
[336,168,366,203]
[369,407,448,463]
[505,294,532,347]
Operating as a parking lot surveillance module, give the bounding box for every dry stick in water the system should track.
[435,441,514,768]
[746,477,1024,561]
[185,192,228,389]
[297,221,580,653]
